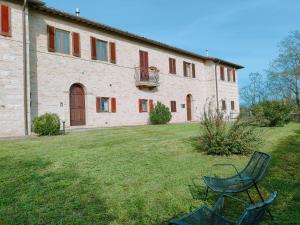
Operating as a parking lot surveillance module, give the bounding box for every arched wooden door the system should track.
[70,84,86,126]
[186,94,192,121]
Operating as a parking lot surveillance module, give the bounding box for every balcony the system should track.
[134,66,159,88]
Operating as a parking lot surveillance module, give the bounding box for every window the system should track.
[170,101,177,112]
[54,29,70,54]
[169,58,176,74]
[183,62,191,77]
[220,66,225,81]
[141,99,148,112]
[233,69,236,82]
[96,97,116,113]
[221,100,226,111]
[192,63,196,78]
[96,39,108,61]
[231,101,235,110]
[101,97,109,112]
[0,4,11,37]
[227,68,231,82]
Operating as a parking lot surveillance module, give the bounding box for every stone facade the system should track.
[0,0,242,137]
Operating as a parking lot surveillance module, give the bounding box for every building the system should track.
[0,0,243,137]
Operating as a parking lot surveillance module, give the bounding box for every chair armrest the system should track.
[211,163,242,178]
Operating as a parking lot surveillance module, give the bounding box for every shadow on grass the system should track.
[0,157,115,225]
[169,129,300,225]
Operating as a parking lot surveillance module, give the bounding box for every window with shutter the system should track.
[55,29,70,54]
[0,4,11,37]
[110,42,116,64]
[169,58,176,74]
[72,32,80,57]
[111,98,116,113]
[139,99,148,112]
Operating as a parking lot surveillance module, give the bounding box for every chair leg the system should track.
[246,190,254,204]
[253,182,274,220]
[205,186,209,200]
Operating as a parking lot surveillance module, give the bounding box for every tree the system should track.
[240,72,267,107]
[267,31,300,109]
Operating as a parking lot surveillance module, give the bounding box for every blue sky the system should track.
[43,0,300,88]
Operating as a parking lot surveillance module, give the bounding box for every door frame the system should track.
[69,83,86,126]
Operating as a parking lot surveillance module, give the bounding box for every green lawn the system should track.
[0,123,299,225]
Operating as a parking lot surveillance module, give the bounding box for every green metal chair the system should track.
[201,151,272,218]
[166,192,277,225]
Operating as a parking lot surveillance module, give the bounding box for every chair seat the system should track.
[168,206,236,225]
[203,176,253,193]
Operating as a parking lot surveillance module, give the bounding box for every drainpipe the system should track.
[214,61,220,112]
[23,0,28,135]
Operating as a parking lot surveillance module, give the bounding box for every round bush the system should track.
[33,113,61,136]
[150,102,172,125]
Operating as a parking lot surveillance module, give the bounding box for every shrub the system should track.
[150,102,172,125]
[251,100,293,127]
[33,113,61,136]
[199,109,261,155]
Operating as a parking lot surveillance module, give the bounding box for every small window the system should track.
[183,62,191,77]
[101,97,109,112]
[181,104,185,109]
[96,39,108,61]
[170,101,177,112]
[231,101,235,110]
[142,99,148,112]
[221,100,226,111]
[55,29,70,54]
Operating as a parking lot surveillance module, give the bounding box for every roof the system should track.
[24,0,244,69]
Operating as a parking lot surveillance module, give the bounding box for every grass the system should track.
[0,122,299,225]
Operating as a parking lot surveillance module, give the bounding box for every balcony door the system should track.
[139,50,149,81]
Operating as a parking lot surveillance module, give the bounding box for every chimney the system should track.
[75,8,80,16]
[205,49,209,56]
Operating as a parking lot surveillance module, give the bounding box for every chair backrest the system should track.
[237,192,277,225]
[239,151,271,182]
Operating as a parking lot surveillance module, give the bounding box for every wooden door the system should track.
[186,94,192,121]
[139,50,149,81]
[70,84,86,126]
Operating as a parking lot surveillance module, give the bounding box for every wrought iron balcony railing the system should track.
[134,66,159,88]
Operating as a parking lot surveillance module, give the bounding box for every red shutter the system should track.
[91,37,97,60]
[169,58,172,73]
[139,99,143,113]
[111,98,116,113]
[220,66,224,80]
[183,62,187,76]
[110,42,116,64]
[47,25,55,52]
[149,99,153,113]
[1,5,10,36]
[96,97,101,112]
[233,69,236,82]
[173,59,176,74]
[72,32,80,57]
[192,63,196,78]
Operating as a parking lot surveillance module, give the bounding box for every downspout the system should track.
[23,0,28,135]
[214,61,220,112]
